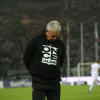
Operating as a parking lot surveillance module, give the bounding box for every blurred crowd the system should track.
[0,0,100,80]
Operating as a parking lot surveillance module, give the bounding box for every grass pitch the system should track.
[0,85,100,100]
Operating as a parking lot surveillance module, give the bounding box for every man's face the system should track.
[46,30,60,42]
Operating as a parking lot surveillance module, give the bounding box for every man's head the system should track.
[46,20,61,42]
[96,60,100,64]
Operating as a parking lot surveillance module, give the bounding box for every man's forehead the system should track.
[48,30,60,35]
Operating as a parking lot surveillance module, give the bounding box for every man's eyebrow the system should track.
[52,35,59,37]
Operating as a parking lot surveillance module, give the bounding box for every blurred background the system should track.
[0,0,100,81]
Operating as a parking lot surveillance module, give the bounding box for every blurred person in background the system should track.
[88,60,100,93]
[23,20,65,100]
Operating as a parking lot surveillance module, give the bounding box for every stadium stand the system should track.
[0,0,100,80]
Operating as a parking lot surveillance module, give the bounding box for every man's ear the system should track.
[46,30,48,35]
[46,30,48,32]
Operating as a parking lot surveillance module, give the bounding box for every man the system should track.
[23,20,65,100]
[88,60,100,93]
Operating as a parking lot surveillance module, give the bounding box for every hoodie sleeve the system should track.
[60,42,65,67]
[23,38,38,70]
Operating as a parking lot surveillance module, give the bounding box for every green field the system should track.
[0,85,100,100]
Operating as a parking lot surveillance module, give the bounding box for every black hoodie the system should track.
[23,30,65,84]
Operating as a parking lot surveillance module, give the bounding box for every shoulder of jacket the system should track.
[58,39,64,46]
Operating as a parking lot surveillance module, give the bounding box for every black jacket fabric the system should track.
[23,30,65,84]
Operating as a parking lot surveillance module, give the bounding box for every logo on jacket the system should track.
[42,45,58,65]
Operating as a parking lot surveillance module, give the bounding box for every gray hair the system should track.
[46,20,61,32]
